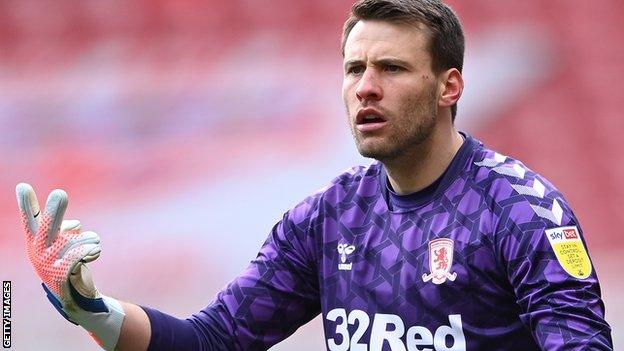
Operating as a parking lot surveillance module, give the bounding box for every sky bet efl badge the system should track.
[545,226,592,279]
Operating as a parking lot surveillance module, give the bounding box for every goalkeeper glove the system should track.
[16,183,125,350]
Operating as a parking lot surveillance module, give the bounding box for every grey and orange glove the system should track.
[16,183,125,350]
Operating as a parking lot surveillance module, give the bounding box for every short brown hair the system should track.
[341,0,465,120]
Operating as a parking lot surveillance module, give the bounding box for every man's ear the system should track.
[438,68,464,108]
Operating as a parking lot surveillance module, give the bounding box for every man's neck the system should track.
[384,128,464,195]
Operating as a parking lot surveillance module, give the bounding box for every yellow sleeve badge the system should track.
[545,226,592,279]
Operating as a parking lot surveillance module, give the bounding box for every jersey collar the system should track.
[380,132,479,211]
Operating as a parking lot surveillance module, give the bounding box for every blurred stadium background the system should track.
[1,0,622,349]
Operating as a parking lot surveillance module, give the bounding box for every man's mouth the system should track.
[356,108,387,132]
[356,108,387,125]
[361,115,385,124]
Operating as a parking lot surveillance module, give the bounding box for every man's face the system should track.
[342,20,441,161]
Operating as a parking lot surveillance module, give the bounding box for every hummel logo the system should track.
[337,243,355,271]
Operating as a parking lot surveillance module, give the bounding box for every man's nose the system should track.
[355,69,382,102]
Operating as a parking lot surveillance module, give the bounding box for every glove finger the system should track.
[43,189,68,247]
[63,231,101,267]
[15,183,41,236]
[81,248,102,264]
[69,263,98,299]
[61,219,81,234]
[78,231,101,263]
[65,243,101,301]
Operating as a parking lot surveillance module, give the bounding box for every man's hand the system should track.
[16,183,125,350]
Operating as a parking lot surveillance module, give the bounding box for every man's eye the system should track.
[346,66,364,75]
[385,65,403,72]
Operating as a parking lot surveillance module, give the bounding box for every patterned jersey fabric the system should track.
[146,133,613,350]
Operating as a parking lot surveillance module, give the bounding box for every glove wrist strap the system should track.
[42,283,126,351]
[75,295,126,351]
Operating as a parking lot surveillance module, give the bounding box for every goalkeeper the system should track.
[16,0,613,350]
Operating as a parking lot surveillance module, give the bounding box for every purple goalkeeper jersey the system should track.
[144,133,612,350]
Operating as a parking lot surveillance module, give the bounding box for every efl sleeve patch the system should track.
[545,226,592,279]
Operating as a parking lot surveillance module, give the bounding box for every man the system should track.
[16,0,613,350]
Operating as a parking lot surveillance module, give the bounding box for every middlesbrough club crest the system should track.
[422,238,457,284]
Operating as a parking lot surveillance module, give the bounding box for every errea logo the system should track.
[337,243,355,271]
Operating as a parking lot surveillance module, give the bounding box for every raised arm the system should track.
[17,183,321,351]
[137,198,322,350]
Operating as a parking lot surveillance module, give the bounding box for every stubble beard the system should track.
[348,88,438,163]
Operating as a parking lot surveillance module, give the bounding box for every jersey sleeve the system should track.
[495,185,613,350]
[145,197,321,351]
